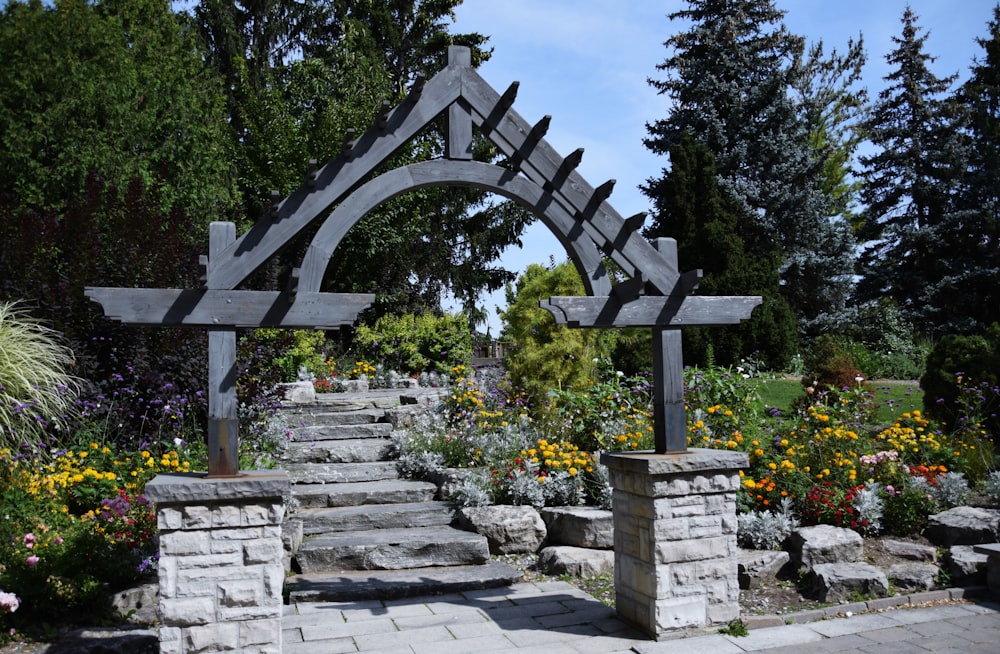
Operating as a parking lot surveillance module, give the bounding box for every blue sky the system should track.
[446,0,998,333]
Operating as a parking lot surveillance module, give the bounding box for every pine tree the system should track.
[856,7,972,335]
[643,0,855,360]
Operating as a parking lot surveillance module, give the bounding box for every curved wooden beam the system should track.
[297,160,612,296]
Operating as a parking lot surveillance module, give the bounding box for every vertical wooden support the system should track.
[652,237,686,453]
[447,47,473,160]
[207,222,239,477]
[653,327,686,453]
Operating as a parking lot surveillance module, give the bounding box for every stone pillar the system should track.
[144,471,290,654]
[601,449,747,639]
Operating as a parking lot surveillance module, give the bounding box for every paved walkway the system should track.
[282,581,1000,654]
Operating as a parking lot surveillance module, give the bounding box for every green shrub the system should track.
[353,312,471,375]
[921,325,1000,436]
[0,302,81,456]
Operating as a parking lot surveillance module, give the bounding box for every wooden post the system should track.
[653,327,686,453]
[207,222,239,477]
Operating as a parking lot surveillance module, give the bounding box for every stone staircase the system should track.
[279,388,521,602]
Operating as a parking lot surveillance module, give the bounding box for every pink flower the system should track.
[22,533,35,548]
[53,537,63,545]
[25,555,39,569]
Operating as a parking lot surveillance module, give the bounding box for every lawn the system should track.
[755,377,924,425]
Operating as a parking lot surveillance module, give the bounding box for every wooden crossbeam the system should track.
[85,288,375,330]
[540,295,762,328]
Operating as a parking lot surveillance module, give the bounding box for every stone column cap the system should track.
[600,448,748,474]
[144,470,290,504]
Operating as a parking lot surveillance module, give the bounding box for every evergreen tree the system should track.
[643,135,796,368]
[952,5,1000,331]
[643,0,855,360]
[856,7,972,335]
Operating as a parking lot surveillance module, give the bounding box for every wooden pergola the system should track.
[87,46,760,477]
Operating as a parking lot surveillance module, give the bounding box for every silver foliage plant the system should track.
[851,481,884,535]
[984,470,1000,506]
[910,471,970,508]
[737,497,799,550]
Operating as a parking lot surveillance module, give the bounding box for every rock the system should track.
[807,562,889,602]
[789,525,863,568]
[540,507,613,549]
[947,545,989,586]
[281,380,316,404]
[538,545,614,578]
[283,519,304,572]
[454,505,546,554]
[973,543,1000,592]
[46,627,158,654]
[738,549,791,589]
[109,582,159,625]
[926,506,1000,546]
[887,562,940,591]
[343,379,369,392]
[883,539,938,562]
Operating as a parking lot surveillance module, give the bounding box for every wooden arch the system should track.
[87,46,760,476]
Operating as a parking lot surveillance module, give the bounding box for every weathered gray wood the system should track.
[208,222,239,476]
[206,66,463,290]
[447,101,473,160]
[84,288,375,329]
[461,68,682,294]
[653,328,686,453]
[540,296,762,328]
[297,160,612,296]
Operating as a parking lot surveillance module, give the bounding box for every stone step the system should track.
[283,408,386,427]
[295,526,490,573]
[297,501,455,535]
[289,422,394,442]
[285,561,522,602]
[291,480,438,508]
[283,438,391,464]
[284,461,400,484]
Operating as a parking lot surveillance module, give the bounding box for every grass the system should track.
[755,377,924,425]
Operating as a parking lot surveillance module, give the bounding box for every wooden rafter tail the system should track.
[305,159,318,188]
[610,273,645,305]
[624,212,646,235]
[677,269,702,296]
[376,99,392,131]
[407,74,426,102]
[496,81,519,114]
[579,179,615,220]
[544,147,584,192]
[508,114,551,171]
[342,128,358,159]
[268,190,281,221]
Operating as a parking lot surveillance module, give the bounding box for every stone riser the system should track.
[291,480,438,508]
[298,501,455,534]
[288,423,393,442]
[284,438,390,464]
[284,461,399,484]
[295,526,490,573]
[283,408,385,427]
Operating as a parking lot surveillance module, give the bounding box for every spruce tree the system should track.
[643,134,795,368]
[953,6,1000,332]
[856,8,972,335]
[643,0,856,361]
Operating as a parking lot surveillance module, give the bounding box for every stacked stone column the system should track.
[144,471,290,654]
[601,449,747,639]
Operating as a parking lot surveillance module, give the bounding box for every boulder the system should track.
[789,525,863,568]
[538,545,614,578]
[454,505,546,554]
[540,507,614,549]
[947,545,989,586]
[738,549,791,589]
[281,381,316,404]
[926,507,1000,546]
[109,582,159,625]
[887,562,939,591]
[807,562,889,602]
[883,539,937,562]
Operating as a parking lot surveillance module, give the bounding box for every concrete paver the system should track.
[282,581,1000,654]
